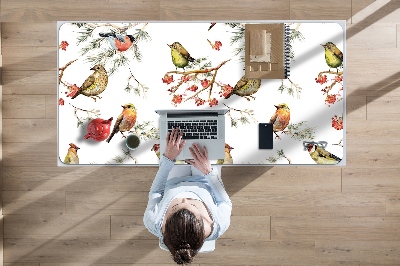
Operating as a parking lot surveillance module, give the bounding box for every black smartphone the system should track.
[259,123,273,149]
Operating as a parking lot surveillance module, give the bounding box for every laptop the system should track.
[155,109,228,160]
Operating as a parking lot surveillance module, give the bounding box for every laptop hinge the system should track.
[167,112,219,118]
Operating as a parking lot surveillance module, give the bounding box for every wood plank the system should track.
[2,95,46,119]
[2,191,65,215]
[386,194,400,216]
[2,166,157,192]
[347,96,366,120]
[231,192,386,217]
[2,142,57,167]
[272,216,400,241]
[343,168,400,193]
[351,0,400,24]
[4,214,110,240]
[2,119,56,143]
[4,238,315,265]
[66,191,148,215]
[351,0,376,24]
[346,143,400,168]
[111,216,154,240]
[223,166,341,194]
[0,0,160,22]
[1,22,56,46]
[290,0,351,20]
[347,23,396,48]
[222,216,270,240]
[46,95,57,118]
[2,50,57,71]
[4,263,39,266]
[346,48,400,96]
[367,96,400,120]
[316,240,400,264]
[346,120,400,144]
[2,71,56,95]
[41,264,196,266]
[160,0,290,20]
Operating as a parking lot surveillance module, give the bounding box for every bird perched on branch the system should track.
[63,143,80,164]
[99,32,135,52]
[306,143,341,164]
[106,103,137,143]
[224,75,261,100]
[269,103,290,139]
[168,42,195,70]
[217,143,234,164]
[321,42,343,72]
[71,64,108,101]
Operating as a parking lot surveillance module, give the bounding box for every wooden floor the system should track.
[1,0,400,265]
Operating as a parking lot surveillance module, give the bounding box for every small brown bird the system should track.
[269,103,291,139]
[106,103,137,143]
[225,75,261,100]
[63,143,80,164]
[217,143,234,164]
[71,64,108,101]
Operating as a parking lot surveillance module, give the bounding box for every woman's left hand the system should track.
[164,127,186,161]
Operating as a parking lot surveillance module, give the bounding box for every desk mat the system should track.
[58,21,345,165]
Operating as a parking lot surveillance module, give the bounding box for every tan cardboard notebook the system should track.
[245,23,290,79]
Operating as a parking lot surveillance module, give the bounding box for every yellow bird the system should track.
[306,143,341,164]
[63,143,80,164]
[321,42,343,72]
[217,144,234,164]
[168,42,195,70]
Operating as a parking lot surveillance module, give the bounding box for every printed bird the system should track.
[269,103,291,139]
[63,143,80,164]
[151,144,161,160]
[217,143,234,164]
[225,75,261,100]
[321,42,343,72]
[306,143,342,164]
[106,103,137,143]
[168,42,195,70]
[71,64,108,101]
[99,32,135,52]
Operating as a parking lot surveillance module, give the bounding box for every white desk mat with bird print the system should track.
[57,21,346,166]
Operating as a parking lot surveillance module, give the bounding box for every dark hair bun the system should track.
[174,248,194,264]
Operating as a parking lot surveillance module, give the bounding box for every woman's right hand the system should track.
[185,144,212,175]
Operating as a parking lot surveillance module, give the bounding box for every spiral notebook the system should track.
[244,23,290,79]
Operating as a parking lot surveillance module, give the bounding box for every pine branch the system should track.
[224,103,257,128]
[285,121,315,140]
[266,149,292,164]
[59,59,78,85]
[69,103,101,128]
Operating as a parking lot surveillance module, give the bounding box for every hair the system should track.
[163,208,206,264]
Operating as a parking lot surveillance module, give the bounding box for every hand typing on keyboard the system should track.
[164,127,186,161]
[185,144,212,176]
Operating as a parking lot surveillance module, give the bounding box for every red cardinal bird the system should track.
[99,32,135,52]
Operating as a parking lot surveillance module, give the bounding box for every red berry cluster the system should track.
[171,94,183,106]
[59,41,69,51]
[194,97,205,106]
[219,84,233,98]
[334,75,343,82]
[181,75,191,82]
[201,78,210,88]
[162,74,174,85]
[325,94,339,106]
[315,74,327,84]
[186,85,198,92]
[59,98,65,106]
[213,41,222,51]
[331,115,343,130]
[66,84,79,98]
[208,97,218,107]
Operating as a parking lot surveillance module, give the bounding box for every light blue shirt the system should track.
[144,155,232,241]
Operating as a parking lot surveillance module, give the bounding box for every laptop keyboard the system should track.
[168,120,218,139]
